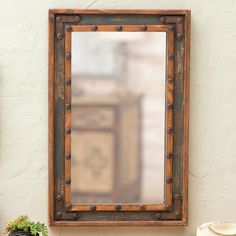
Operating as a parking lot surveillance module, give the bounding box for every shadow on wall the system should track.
[49,225,191,236]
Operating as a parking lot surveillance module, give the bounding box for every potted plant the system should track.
[5,215,48,236]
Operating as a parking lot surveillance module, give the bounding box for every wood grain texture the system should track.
[71,204,165,212]
[65,24,171,212]
[64,28,72,204]
[182,10,191,225]
[49,9,191,15]
[48,10,55,226]
[71,25,170,32]
[165,29,174,207]
[50,220,187,227]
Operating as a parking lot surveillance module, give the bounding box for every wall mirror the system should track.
[49,9,190,226]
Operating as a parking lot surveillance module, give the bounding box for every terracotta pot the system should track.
[197,222,236,236]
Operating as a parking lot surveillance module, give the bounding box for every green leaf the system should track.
[5,215,48,236]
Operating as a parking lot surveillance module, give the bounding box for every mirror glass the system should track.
[71,32,166,204]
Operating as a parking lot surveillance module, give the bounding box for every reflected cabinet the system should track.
[49,9,190,226]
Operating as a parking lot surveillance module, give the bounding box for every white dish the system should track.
[197,222,236,236]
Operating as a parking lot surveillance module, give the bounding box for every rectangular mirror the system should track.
[49,9,190,226]
[71,32,166,205]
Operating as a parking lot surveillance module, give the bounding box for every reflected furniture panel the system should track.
[71,95,142,204]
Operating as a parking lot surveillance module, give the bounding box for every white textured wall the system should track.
[0,0,236,235]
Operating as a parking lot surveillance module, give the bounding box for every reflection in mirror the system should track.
[71,32,166,204]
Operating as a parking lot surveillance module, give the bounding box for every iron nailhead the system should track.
[56,194,62,201]
[116,25,123,31]
[168,53,174,60]
[74,16,81,23]
[90,205,96,211]
[65,52,71,59]
[168,77,174,84]
[160,17,166,23]
[175,212,182,219]
[177,17,183,24]
[66,128,71,134]
[155,213,161,220]
[167,177,173,183]
[167,127,173,134]
[169,24,176,30]
[167,103,173,110]
[174,194,182,200]
[56,212,62,219]
[56,34,63,40]
[167,153,173,159]
[65,79,71,85]
[177,33,184,40]
[66,103,71,110]
[115,204,121,211]
[140,205,146,211]
[65,25,72,32]
[57,64,63,72]
[140,25,147,31]
[91,25,97,31]
[65,202,72,210]
[165,204,170,209]
[65,178,71,184]
[56,17,62,23]
[66,153,71,160]
[73,213,80,220]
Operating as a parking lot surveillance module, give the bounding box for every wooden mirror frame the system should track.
[48,9,190,226]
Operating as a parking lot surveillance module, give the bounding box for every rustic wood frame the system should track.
[49,9,190,226]
[65,24,173,212]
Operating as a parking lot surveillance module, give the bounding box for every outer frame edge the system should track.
[48,9,191,227]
